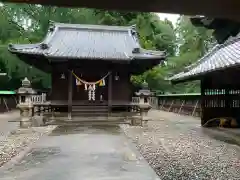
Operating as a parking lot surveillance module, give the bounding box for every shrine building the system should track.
[9,22,165,118]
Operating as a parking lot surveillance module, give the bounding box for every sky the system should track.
[157,13,180,27]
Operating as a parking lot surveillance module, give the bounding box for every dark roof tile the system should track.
[9,22,165,60]
[169,36,240,82]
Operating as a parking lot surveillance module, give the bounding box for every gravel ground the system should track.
[121,110,240,180]
[0,125,57,167]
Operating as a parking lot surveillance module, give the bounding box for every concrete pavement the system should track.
[0,125,160,180]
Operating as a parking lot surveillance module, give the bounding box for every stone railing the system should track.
[132,97,140,104]
[31,93,47,104]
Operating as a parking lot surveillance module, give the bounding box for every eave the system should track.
[190,16,240,44]
[9,48,165,74]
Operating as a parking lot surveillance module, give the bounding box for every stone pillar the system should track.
[16,77,36,128]
[19,105,33,128]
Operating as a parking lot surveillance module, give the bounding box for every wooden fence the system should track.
[150,93,201,117]
[0,91,17,113]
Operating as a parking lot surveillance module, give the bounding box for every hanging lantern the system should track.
[115,72,119,81]
[60,73,65,79]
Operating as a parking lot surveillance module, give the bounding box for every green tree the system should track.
[0,4,213,94]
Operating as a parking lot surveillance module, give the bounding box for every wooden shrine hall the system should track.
[9,22,165,118]
[169,34,240,127]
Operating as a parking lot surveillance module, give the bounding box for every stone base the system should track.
[20,120,32,128]
[32,116,46,127]
[131,116,142,126]
[142,116,151,126]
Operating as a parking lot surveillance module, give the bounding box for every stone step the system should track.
[46,115,131,122]
[44,112,139,118]
[46,120,129,126]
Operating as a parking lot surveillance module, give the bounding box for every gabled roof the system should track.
[169,36,240,83]
[9,22,165,61]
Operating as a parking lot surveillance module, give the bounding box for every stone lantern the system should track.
[16,77,36,128]
[133,81,152,125]
[135,81,152,105]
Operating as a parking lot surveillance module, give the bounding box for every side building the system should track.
[169,34,240,127]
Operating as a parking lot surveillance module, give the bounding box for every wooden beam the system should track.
[168,100,174,112]
[192,100,199,116]
[2,0,240,22]
[68,70,73,119]
[160,100,166,110]
[3,98,9,112]
[178,100,185,114]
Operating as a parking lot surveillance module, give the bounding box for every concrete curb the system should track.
[0,125,57,172]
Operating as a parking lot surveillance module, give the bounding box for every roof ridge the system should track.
[51,21,134,31]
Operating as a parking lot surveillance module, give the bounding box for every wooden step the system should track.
[72,105,108,109]
[72,108,108,112]
[72,105,108,111]
[72,112,108,117]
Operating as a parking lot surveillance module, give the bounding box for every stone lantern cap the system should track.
[135,81,152,97]
[16,77,36,95]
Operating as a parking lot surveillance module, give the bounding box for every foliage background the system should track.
[0,4,215,93]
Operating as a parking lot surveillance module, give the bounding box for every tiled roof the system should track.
[169,36,240,83]
[9,22,165,61]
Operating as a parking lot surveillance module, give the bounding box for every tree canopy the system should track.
[0,3,214,93]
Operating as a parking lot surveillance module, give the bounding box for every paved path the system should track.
[0,125,160,180]
[0,111,19,141]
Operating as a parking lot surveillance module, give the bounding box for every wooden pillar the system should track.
[108,72,112,109]
[68,70,73,119]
